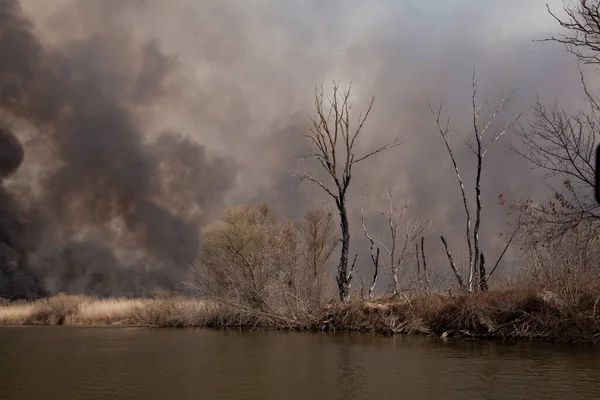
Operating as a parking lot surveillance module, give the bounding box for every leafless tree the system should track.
[296,81,401,302]
[542,0,600,66]
[502,1,600,281]
[361,184,431,298]
[503,3,597,243]
[507,100,600,244]
[430,69,522,292]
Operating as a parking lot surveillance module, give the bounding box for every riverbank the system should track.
[1,287,599,344]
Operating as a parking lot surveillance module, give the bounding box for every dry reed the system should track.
[1,286,599,344]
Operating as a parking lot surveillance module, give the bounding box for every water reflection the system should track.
[0,327,598,400]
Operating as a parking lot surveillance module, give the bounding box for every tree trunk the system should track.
[391,266,400,297]
[416,243,422,289]
[368,246,379,300]
[472,105,483,291]
[479,252,488,291]
[337,197,351,302]
[421,237,430,291]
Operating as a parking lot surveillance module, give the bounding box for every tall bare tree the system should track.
[297,81,401,302]
[430,69,521,292]
[504,0,600,276]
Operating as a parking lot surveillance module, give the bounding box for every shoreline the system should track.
[1,288,599,345]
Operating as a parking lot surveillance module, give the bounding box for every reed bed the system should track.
[1,286,599,344]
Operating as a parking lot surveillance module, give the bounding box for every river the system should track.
[0,327,598,399]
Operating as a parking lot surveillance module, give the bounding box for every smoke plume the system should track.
[0,0,235,298]
[0,0,587,298]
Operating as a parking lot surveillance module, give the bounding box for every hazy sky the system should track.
[12,0,591,290]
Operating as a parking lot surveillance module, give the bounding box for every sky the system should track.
[7,0,592,292]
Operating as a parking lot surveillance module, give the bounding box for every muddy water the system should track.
[0,327,599,399]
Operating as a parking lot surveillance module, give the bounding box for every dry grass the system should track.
[322,284,600,344]
[1,285,599,344]
[72,298,150,324]
[0,294,219,327]
[0,302,36,325]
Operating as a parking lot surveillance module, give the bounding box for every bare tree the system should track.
[543,0,600,66]
[501,1,600,281]
[507,100,600,244]
[361,184,430,298]
[296,81,401,302]
[429,69,521,292]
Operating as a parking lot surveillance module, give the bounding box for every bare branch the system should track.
[361,187,380,300]
[452,128,477,155]
[578,61,600,112]
[489,225,520,279]
[294,170,337,200]
[541,1,600,65]
[441,236,465,289]
[352,134,403,164]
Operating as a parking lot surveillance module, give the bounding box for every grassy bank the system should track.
[1,287,599,344]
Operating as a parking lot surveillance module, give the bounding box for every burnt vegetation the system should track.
[1,1,600,344]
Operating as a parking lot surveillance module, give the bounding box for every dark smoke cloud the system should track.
[0,0,587,297]
[0,126,24,178]
[0,0,235,298]
[0,124,43,299]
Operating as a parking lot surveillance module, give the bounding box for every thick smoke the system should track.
[0,0,235,298]
[0,125,45,299]
[0,0,585,298]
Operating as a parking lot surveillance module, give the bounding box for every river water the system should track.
[0,327,598,400]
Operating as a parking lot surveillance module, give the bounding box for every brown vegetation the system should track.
[189,203,337,324]
[2,283,599,344]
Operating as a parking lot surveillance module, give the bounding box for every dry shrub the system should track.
[190,203,337,324]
